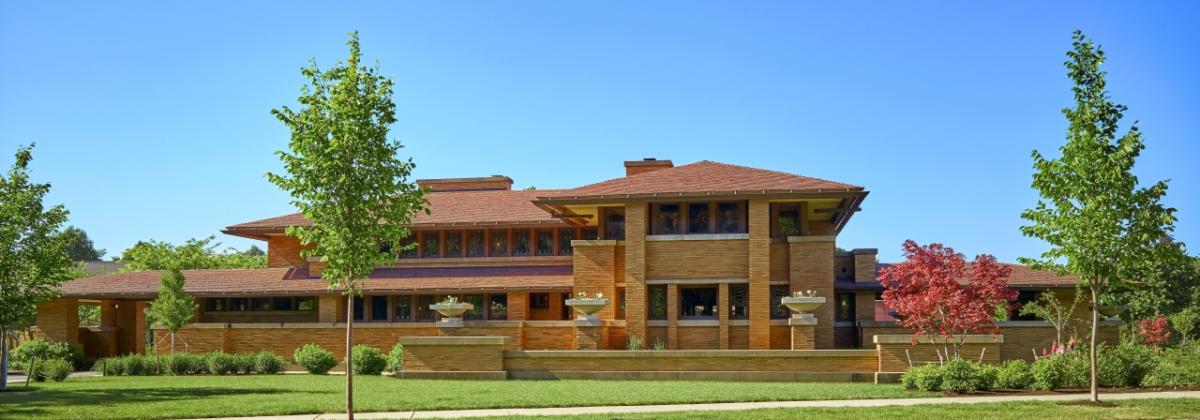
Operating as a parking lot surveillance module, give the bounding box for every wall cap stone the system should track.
[873,334,1003,344]
[571,240,619,247]
[398,336,510,346]
[786,235,837,243]
[646,233,749,241]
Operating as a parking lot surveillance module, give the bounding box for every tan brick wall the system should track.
[853,252,877,282]
[877,338,1000,372]
[645,240,749,279]
[854,292,876,322]
[607,325,627,349]
[791,323,816,350]
[834,255,853,280]
[769,324,791,349]
[403,339,506,372]
[79,328,117,358]
[572,243,619,320]
[623,203,648,343]
[153,326,228,354]
[666,284,678,349]
[507,292,527,321]
[677,326,721,349]
[747,200,771,349]
[862,322,1121,363]
[522,323,574,350]
[35,298,79,344]
[718,283,730,349]
[729,325,750,349]
[788,238,836,349]
[267,235,308,268]
[574,324,607,350]
[504,349,877,373]
[318,294,343,323]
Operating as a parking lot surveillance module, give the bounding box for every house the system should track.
[36,159,1112,367]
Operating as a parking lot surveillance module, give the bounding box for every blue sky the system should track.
[1,1,1197,263]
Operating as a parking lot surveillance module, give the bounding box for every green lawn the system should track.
[0,375,934,419]
[495,398,1200,420]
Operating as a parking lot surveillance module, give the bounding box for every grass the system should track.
[488,398,1200,419]
[0,375,934,419]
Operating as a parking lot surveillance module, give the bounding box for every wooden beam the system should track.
[814,207,861,213]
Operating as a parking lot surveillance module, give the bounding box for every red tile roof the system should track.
[856,263,1079,289]
[541,160,863,200]
[60,266,573,298]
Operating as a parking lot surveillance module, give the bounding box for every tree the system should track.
[243,245,265,257]
[0,145,73,392]
[1109,252,1199,322]
[879,240,1016,359]
[1019,30,1183,402]
[1169,308,1198,344]
[119,236,266,271]
[57,226,105,261]
[146,268,197,353]
[1018,290,1080,345]
[267,32,426,419]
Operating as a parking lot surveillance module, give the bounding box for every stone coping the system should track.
[873,334,1004,344]
[786,235,837,243]
[171,320,573,329]
[646,278,749,285]
[571,240,620,247]
[677,320,719,327]
[860,320,1120,328]
[646,233,749,241]
[506,349,876,358]
[398,336,509,346]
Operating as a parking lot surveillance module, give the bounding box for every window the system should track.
[513,230,531,256]
[604,208,625,240]
[652,203,682,234]
[529,293,550,309]
[729,284,749,319]
[490,230,509,256]
[394,296,413,322]
[416,295,436,321]
[616,287,626,320]
[488,294,508,320]
[462,295,484,320]
[688,203,710,233]
[272,297,295,311]
[467,230,485,257]
[297,297,315,311]
[648,285,667,319]
[399,235,417,258]
[835,293,855,322]
[1011,290,1041,321]
[422,232,440,257]
[770,285,790,319]
[251,298,271,311]
[558,229,575,255]
[775,204,802,237]
[368,296,387,321]
[445,231,463,257]
[680,286,718,319]
[229,298,249,311]
[207,297,314,312]
[716,202,745,233]
[582,227,599,240]
[536,229,555,256]
[206,298,226,311]
[353,296,365,321]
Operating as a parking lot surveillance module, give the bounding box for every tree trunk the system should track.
[345,291,355,420]
[1089,285,1099,403]
[1,326,9,392]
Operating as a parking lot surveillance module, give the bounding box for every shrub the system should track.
[1138,316,1172,346]
[12,339,85,375]
[901,363,943,391]
[159,354,190,375]
[995,360,1034,389]
[973,362,999,391]
[387,344,404,373]
[95,358,121,376]
[254,351,286,374]
[350,345,387,376]
[626,336,644,350]
[1142,344,1200,388]
[940,358,980,393]
[1032,352,1088,390]
[294,344,337,374]
[42,358,73,382]
[234,353,257,374]
[189,353,211,374]
[121,354,153,376]
[1097,343,1156,387]
[206,352,237,375]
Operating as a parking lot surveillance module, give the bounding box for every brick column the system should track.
[666,283,679,349]
[788,236,836,349]
[789,314,817,350]
[748,200,772,349]
[134,301,149,354]
[507,292,528,321]
[571,241,619,320]
[718,282,730,349]
[574,319,607,350]
[623,203,648,345]
[35,298,80,344]
[318,294,341,323]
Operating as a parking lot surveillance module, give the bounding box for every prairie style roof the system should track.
[60,266,573,299]
[838,263,1079,290]
[539,160,864,201]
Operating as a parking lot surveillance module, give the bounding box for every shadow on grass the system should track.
[0,386,315,418]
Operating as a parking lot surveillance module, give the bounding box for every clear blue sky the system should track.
[2,1,1197,263]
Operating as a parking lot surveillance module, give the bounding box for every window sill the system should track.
[646,233,749,241]
[678,319,719,327]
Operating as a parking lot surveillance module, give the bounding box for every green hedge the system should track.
[95,351,286,376]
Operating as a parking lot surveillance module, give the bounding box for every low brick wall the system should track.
[862,320,1122,362]
[400,336,508,372]
[875,335,1002,372]
[504,349,878,373]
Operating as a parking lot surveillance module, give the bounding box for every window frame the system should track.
[679,285,719,319]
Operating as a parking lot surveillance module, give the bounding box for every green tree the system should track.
[0,145,73,391]
[242,245,266,257]
[146,268,197,353]
[119,237,266,271]
[1017,290,1080,344]
[267,32,426,419]
[1020,30,1184,402]
[57,226,105,261]
[1109,252,1199,322]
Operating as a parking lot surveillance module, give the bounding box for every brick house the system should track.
[37,159,1109,362]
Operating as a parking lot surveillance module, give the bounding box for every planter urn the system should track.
[565,298,609,323]
[429,302,474,328]
[781,296,826,322]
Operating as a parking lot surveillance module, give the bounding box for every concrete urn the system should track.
[781,296,826,315]
[430,302,474,318]
[565,298,609,322]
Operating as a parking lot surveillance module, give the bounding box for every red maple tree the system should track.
[879,240,1016,356]
[1137,316,1171,346]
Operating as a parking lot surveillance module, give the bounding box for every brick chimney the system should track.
[416,175,513,192]
[624,158,673,176]
[851,248,878,283]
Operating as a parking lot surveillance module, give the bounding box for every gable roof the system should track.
[539,160,863,200]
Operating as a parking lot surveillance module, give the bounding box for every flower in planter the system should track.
[791,290,818,298]
[439,296,460,305]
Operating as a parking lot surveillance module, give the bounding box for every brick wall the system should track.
[788,236,836,349]
[78,327,117,358]
[624,203,648,343]
[875,335,1002,372]
[504,349,877,373]
[523,322,575,349]
[34,298,79,344]
[677,326,721,349]
[862,321,1122,363]
[854,292,876,323]
[401,336,507,372]
[747,200,771,349]
[572,241,620,320]
[645,240,748,279]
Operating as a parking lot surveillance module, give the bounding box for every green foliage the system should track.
[386,343,404,373]
[940,358,983,393]
[626,336,644,350]
[206,352,237,375]
[1142,343,1200,388]
[1169,308,1199,344]
[12,339,86,372]
[120,354,154,376]
[234,353,257,374]
[78,304,101,327]
[42,358,73,382]
[254,351,286,374]
[147,268,197,339]
[0,144,74,390]
[1111,255,1200,322]
[349,345,386,375]
[159,354,191,375]
[294,344,337,374]
[119,236,267,271]
[58,225,105,261]
[995,360,1034,389]
[1096,343,1155,387]
[1018,291,1079,343]
[1031,352,1089,390]
[901,363,942,391]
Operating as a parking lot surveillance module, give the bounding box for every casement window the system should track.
[272,297,295,311]
[648,285,668,319]
[835,293,855,322]
[399,235,417,258]
[206,297,314,312]
[445,230,463,257]
[529,293,550,309]
[296,297,315,311]
[415,295,436,321]
[716,202,746,233]
[394,296,413,322]
[651,203,682,234]
[688,203,710,233]
[467,230,486,257]
[490,230,509,256]
[422,232,441,258]
[461,295,484,320]
[488,294,508,320]
[771,203,805,237]
[582,227,599,241]
[603,208,626,240]
[535,229,555,256]
[558,229,576,255]
[352,296,365,321]
[770,285,790,319]
[250,298,272,311]
[680,286,718,319]
[729,284,749,319]
[1010,290,1041,321]
[513,230,531,256]
[370,296,389,321]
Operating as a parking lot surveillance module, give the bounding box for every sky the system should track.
[1,1,1197,263]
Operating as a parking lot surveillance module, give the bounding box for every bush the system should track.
[189,353,211,374]
[387,343,404,373]
[1143,344,1200,388]
[1097,343,1156,388]
[234,354,257,374]
[254,351,285,374]
[995,360,1034,389]
[12,339,85,375]
[901,363,943,391]
[973,362,999,391]
[120,354,153,376]
[159,354,190,375]
[95,358,121,376]
[350,345,387,376]
[206,352,237,375]
[1032,352,1088,390]
[940,358,980,393]
[294,344,337,374]
[42,358,73,382]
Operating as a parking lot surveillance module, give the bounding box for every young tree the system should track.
[1018,290,1080,344]
[879,240,1016,359]
[268,32,426,419]
[146,268,197,353]
[0,145,73,391]
[1169,308,1198,344]
[1020,30,1183,402]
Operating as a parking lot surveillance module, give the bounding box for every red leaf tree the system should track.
[879,240,1016,357]
[1137,316,1171,346]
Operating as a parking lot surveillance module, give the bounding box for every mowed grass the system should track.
[482,398,1200,420]
[0,375,934,419]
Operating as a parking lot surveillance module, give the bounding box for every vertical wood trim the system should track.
[799,202,811,236]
